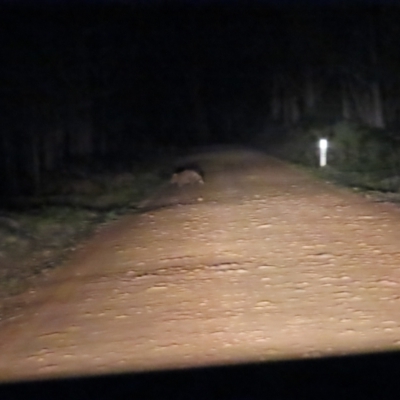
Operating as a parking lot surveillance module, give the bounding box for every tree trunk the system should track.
[348,80,369,124]
[341,79,351,120]
[290,95,300,124]
[1,133,19,195]
[190,69,209,143]
[282,89,299,126]
[31,132,41,195]
[304,66,316,114]
[368,10,385,128]
[370,80,385,128]
[270,75,281,121]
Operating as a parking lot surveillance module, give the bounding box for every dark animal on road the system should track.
[170,169,204,187]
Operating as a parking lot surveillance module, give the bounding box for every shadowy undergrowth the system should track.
[269,120,400,193]
[0,154,175,302]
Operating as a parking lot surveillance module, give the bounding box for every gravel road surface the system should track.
[0,148,399,382]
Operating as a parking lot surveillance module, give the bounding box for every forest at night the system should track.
[1,1,400,197]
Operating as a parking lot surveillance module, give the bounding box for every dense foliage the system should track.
[1,3,400,195]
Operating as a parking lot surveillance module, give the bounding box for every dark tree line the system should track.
[1,3,400,195]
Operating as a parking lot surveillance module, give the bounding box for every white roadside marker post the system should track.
[319,138,328,167]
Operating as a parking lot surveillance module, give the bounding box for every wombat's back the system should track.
[170,169,204,186]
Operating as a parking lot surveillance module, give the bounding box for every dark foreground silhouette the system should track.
[1,350,400,400]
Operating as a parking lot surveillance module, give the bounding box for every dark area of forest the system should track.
[1,2,400,197]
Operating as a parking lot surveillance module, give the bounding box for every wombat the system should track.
[170,169,204,187]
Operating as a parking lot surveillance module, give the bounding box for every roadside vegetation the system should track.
[268,120,400,201]
[0,154,174,302]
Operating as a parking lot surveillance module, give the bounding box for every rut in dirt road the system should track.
[0,148,400,382]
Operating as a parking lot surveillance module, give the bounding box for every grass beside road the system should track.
[0,157,172,303]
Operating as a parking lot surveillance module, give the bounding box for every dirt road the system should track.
[0,148,400,382]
